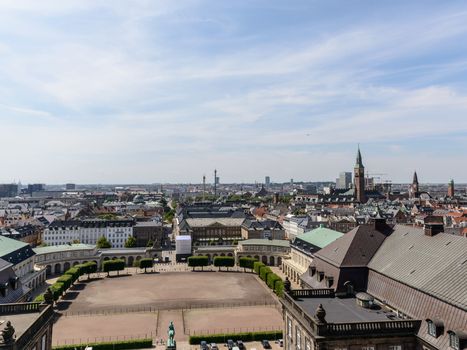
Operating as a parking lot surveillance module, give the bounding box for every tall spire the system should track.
[355,145,364,168]
[413,171,419,184]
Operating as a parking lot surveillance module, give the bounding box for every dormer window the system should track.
[0,282,9,297]
[326,276,334,288]
[448,331,461,350]
[426,319,444,338]
[309,266,316,276]
[317,271,324,282]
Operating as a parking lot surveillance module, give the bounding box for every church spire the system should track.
[355,146,364,168]
[413,171,419,185]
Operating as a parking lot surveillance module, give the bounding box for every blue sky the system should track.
[0,0,466,184]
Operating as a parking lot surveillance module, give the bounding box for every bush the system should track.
[253,261,265,274]
[259,266,272,281]
[267,273,281,290]
[57,274,73,290]
[238,257,257,271]
[52,338,153,350]
[138,258,154,272]
[64,267,81,282]
[274,279,284,297]
[213,256,235,271]
[34,294,45,303]
[102,259,125,276]
[80,261,98,278]
[189,331,283,345]
[50,282,65,301]
[188,256,209,270]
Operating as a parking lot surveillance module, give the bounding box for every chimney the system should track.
[424,216,444,236]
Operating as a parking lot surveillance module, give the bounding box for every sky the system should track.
[0,0,466,184]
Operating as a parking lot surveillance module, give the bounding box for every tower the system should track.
[214,169,217,197]
[354,147,366,203]
[448,179,455,198]
[409,171,419,199]
[202,175,206,200]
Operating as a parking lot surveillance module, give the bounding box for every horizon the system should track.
[1,1,466,183]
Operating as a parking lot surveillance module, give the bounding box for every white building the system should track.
[43,219,134,248]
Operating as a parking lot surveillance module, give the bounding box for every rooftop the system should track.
[294,295,400,323]
[239,239,290,247]
[33,243,96,255]
[296,225,343,249]
[0,236,29,258]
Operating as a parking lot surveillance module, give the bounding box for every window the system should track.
[41,334,47,350]
[305,338,312,350]
[427,320,437,337]
[449,332,460,350]
[326,276,334,288]
[296,327,301,350]
[388,346,402,350]
[361,347,374,350]
[287,318,292,339]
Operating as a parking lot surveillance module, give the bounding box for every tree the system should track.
[146,239,154,247]
[239,257,257,272]
[213,256,235,271]
[97,236,111,248]
[259,266,272,282]
[80,261,98,279]
[124,236,137,248]
[72,239,80,244]
[102,259,125,276]
[253,261,265,274]
[188,256,209,271]
[138,258,154,273]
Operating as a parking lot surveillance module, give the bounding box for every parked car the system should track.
[237,340,245,350]
[227,339,235,349]
[262,340,271,349]
[232,347,240,350]
[210,343,219,350]
[200,341,209,350]
[279,339,284,347]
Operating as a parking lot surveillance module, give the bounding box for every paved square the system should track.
[62,272,274,313]
[53,271,283,347]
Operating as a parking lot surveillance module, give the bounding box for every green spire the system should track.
[355,146,364,168]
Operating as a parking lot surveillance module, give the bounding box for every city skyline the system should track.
[0,1,467,183]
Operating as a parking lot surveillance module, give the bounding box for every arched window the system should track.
[448,331,460,350]
[426,319,444,338]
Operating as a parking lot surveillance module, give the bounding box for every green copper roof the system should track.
[33,244,95,255]
[0,236,29,257]
[296,225,344,248]
[239,239,290,247]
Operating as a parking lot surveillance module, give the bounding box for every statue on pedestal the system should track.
[1,321,15,343]
[166,321,176,349]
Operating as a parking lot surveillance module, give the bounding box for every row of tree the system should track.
[187,256,237,271]
[35,261,98,303]
[96,236,137,249]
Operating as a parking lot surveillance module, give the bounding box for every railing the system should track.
[0,302,41,315]
[291,289,334,298]
[318,320,421,336]
[15,305,54,349]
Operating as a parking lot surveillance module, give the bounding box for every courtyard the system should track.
[52,271,283,348]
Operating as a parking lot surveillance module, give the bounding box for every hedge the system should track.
[189,330,283,345]
[79,261,98,278]
[138,258,154,272]
[259,266,272,281]
[267,272,281,290]
[57,274,74,290]
[238,257,257,271]
[34,294,45,303]
[253,261,265,274]
[50,282,65,301]
[213,256,235,270]
[188,256,209,270]
[64,267,81,281]
[103,259,125,276]
[274,279,284,297]
[52,338,153,350]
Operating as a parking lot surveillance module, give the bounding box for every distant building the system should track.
[265,176,271,188]
[43,219,134,248]
[336,172,352,189]
[133,221,164,248]
[0,184,19,198]
[354,147,366,203]
[241,219,285,240]
[409,171,420,199]
[65,183,76,190]
[448,179,455,198]
[27,183,45,194]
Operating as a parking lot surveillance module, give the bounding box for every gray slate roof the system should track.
[368,225,467,310]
